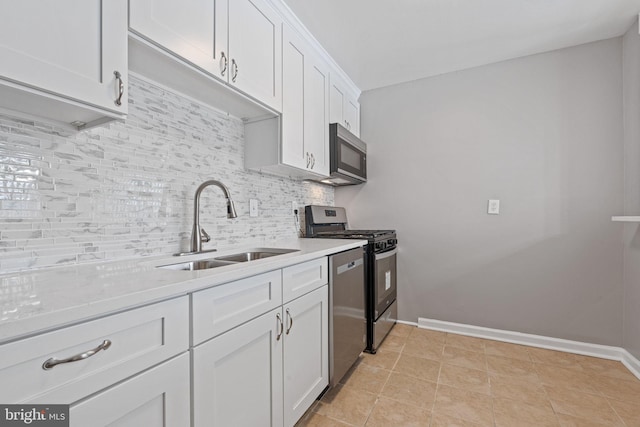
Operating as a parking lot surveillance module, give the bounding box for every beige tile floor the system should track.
[296,324,640,427]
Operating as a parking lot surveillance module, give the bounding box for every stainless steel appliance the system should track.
[328,247,366,386]
[311,123,366,186]
[305,205,397,353]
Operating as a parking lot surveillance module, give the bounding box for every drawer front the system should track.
[192,270,282,345]
[0,296,189,404]
[282,258,328,303]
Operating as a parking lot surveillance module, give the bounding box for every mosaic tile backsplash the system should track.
[0,75,333,272]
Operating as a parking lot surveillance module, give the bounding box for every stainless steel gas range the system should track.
[305,205,397,354]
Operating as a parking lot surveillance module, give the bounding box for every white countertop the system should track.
[0,238,366,343]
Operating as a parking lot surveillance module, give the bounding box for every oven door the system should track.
[373,248,397,319]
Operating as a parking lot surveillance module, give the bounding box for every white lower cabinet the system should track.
[70,353,190,427]
[283,286,329,427]
[192,259,329,427]
[0,297,190,425]
[193,308,284,427]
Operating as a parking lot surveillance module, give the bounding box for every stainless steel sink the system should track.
[215,248,299,263]
[157,248,299,271]
[157,259,236,271]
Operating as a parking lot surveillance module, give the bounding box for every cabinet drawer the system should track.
[192,270,282,345]
[0,297,189,404]
[282,258,328,303]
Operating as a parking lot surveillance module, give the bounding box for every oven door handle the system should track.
[375,248,397,261]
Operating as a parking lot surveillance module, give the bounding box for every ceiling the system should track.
[283,0,640,91]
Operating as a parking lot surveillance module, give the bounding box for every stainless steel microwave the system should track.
[314,123,367,186]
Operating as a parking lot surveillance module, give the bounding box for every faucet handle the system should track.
[200,228,211,243]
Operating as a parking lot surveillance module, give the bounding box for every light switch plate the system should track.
[488,199,500,215]
[249,199,259,217]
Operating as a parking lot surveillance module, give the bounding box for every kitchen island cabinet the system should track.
[0,0,128,129]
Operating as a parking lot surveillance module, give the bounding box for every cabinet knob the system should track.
[220,52,228,77]
[114,71,124,107]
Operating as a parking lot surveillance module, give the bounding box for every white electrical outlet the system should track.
[249,199,259,217]
[488,199,500,215]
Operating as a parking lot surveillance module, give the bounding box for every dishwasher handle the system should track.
[336,258,363,275]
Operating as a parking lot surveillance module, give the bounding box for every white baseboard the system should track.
[417,317,640,380]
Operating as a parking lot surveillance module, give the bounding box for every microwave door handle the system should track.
[375,248,398,260]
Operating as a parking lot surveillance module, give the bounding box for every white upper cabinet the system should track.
[130,0,282,112]
[228,0,283,111]
[129,0,226,78]
[0,0,128,128]
[281,24,329,176]
[329,74,360,137]
[245,23,329,179]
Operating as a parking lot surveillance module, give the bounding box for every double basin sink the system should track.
[157,248,299,271]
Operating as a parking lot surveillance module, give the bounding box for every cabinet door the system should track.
[0,0,127,115]
[193,308,284,427]
[129,0,228,81]
[283,286,329,427]
[344,97,360,137]
[228,0,282,111]
[329,81,345,126]
[304,54,330,176]
[70,353,190,427]
[281,24,307,170]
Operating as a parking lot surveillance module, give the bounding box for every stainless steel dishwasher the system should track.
[329,246,366,386]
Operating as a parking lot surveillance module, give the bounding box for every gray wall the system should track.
[623,20,640,358]
[337,38,625,346]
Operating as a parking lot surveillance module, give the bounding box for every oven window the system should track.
[340,143,361,170]
[374,250,397,318]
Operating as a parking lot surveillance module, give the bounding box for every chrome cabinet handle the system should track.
[276,313,283,341]
[42,340,112,371]
[285,308,293,335]
[114,71,124,106]
[306,152,310,168]
[310,153,315,169]
[220,52,228,76]
[231,59,238,83]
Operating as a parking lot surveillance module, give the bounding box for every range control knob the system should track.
[375,241,387,251]
[387,238,397,246]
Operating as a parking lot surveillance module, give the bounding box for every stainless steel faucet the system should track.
[190,179,237,253]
